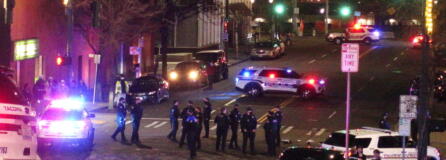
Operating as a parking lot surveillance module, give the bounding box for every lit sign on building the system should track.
[426,0,433,35]
[14,39,39,61]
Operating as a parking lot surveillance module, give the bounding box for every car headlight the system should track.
[169,72,178,80]
[188,71,199,80]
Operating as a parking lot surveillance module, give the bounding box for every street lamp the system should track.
[269,0,273,4]
[340,6,351,17]
[62,0,69,6]
[274,3,285,15]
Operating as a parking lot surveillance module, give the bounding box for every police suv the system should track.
[37,99,95,151]
[0,72,40,160]
[321,127,441,160]
[235,67,326,99]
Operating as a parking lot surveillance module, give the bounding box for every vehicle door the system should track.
[377,136,417,160]
[258,70,281,91]
[347,28,366,41]
[279,70,300,92]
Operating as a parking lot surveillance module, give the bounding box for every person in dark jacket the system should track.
[229,104,241,149]
[215,107,230,152]
[351,147,367,160]
[184,110,199,159]
[204,63,216,90]
[179,101,196,148]
[272,106,282,146]
[202,98,212,138]
[111,97,128,143]
[167,100,180,142]
[130,96,144,145]
[194,106,203,149]
[264,114,276,156]
[378,113,391,129]
[241,107,257,154]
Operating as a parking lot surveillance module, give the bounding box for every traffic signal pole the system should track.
[65,0,74,81]
[324,0,329,34]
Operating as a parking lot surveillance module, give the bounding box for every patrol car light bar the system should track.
[50,98,84,110]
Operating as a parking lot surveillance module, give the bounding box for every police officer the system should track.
[264,114,276,156]
[167,100,180,142]
[215,107,230,152]
[202,98,212,138]
[229,104,241,149]
[241,107,257,154]
[111,97,128,143]
[180,101,196,148]
[272,105,282,146]
[184,110,199,159]
[194,106,203,150]
[378,113,391,129]
[130,96,144,145]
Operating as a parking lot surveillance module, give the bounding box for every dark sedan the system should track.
[168,61,208,88]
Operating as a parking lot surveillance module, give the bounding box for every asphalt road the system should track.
[39,37,446,160]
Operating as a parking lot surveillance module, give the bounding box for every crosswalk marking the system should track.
[154,121,167,128]
[256,124,260,129]
[315,128,326,136]
[144,121,159,128]
[210,125,217,130]
[282,126,294,134]
[125,121,132,125]
[211,110,216,114]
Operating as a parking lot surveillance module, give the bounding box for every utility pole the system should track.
[223,0,229,62]
[292,0,298,35]
[325,0,329,34]
[64,0,74,81]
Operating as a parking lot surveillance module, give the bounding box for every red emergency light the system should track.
[269,73,276,79]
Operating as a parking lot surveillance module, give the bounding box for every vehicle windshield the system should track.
[195,53,221,62]
[130,77,159,93]
[175,62,200,71]
[0,75,27,105]
[255,42,274,48]
[41,109,84,121]
[324,133,356,147]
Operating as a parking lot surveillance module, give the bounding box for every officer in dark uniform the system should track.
[111,97,128,143]
[194,106,203,150]
[184,110,199,159]
[229,104,241,149]
[202,98,212,138]
[273,105,282,146]
[179,101,196,148]
[241,107,257,154]
[215,107,230,152]
[167,100,180,142]
[264,113,276,156]
[130,96,144,145]
[378,113,391,129]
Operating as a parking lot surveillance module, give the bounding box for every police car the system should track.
[235,66,326,99]
[0,72,40,160]
[343,25,380,45]
[37,99,95,151]
[321,127,441,160]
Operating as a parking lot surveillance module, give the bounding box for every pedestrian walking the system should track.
[352,147,367,160]
[180,101,196,148]
[130,96,144,145]
[167,100,180,142]
[263,114,276,156]
[202,98,212,138]
[378,113,391,129]
[272,105,282,146]
[241,107,257,154]
[229,104,241,149]
[215,107,230,152]
[111,97,128,143]
[184,110,199,159]
[194,106,203,149]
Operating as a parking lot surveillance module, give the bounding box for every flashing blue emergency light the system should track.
[286,69,292,73]
[373,31,380,37]
[243,71,251,77]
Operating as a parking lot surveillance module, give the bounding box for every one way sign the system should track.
[341,43,359,72]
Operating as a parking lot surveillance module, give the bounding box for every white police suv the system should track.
[235,66,326,99]
[0,72,40,160]
[321,127,441,160]
[37,99,95,151]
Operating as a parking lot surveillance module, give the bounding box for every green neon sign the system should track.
[14,39,39,61]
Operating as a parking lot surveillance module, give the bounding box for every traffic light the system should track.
[274,3,285,15]
[223,20,229,33]
[340,6,351,17]
[56,56,71,66]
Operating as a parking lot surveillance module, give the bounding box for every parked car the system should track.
[250,41,282,59]
[129,75,169,104]
[195,50,229,81]
[279,147,345,160]
[168,61,208,88]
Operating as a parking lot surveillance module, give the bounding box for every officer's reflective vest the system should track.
[115,80,129,94]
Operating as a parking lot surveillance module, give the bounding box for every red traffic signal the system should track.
[56,56,71,66]
[56,56,63,65]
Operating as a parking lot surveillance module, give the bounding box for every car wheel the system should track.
[245,83,262,97]
[363,38,372,45]
[334,38,343,45]
[299,86,315,100]
[81,130,94,151]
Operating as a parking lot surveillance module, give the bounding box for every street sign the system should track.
[294,8,299,14]
[399,95,418,119]
[399,118,412,136]
[341,43,359,72]
[129,46,142,55]
[93,54,101,64]
[354,11,361,17]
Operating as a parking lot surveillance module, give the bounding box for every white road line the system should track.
[144,121,159,128]
[315,128,326,136]
[385,64,391,68]
[256,124,261,129]
[224,99,237,106]
[211,110,216,114]
[308,59,316,64]
[321,54,328,58]
[282,126,294,134]
[369,76,375,81]
[359,46,378,59]
[154,121,168,128]
[328,111,337,119]
[210,125,217,130]
[393,57,398,61]
[125,121,132,125]
[306,130,312,136]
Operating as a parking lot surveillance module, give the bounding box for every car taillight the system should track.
[413,38,419,44]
